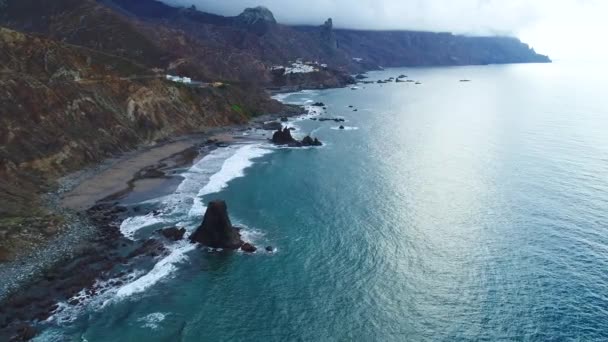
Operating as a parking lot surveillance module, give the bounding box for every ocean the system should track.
[37,62,608,341]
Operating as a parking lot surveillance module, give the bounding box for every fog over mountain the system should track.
[162,0,608,60]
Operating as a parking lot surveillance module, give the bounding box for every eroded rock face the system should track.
[189,201,243,249]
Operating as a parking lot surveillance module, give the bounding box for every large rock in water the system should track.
[272,128,323,147]
[272,127,297,145]
[189,201,243,249]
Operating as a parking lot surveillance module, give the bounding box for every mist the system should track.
[162,0,608,60]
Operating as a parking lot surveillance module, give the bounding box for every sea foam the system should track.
[188,144,272,218]
[138,312,167,330]
[111,143,272,303]
[115,241,196,299]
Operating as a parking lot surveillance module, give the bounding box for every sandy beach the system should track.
[61,131,243,212]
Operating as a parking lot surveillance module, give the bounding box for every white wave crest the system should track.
[120,214,165,240]
[115,241,196,299]
[188,144,272,218]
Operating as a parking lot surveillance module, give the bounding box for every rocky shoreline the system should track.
[0,104,309,341]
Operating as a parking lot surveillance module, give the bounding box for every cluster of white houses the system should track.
[165,75,192,84]
[271,59,329,75]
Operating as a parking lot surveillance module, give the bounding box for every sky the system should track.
[163,0,608,61]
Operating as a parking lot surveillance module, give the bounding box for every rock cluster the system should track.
[271,128,322,147]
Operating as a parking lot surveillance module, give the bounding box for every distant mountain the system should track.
[99,0,550,68]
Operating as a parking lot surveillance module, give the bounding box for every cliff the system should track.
[330,30,550,66]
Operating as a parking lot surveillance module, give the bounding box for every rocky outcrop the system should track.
[320,18,338,50]
[301,136,323,146]
[272,127,297,145]
[236,6,277,35]
[189,201,244,249]
[271,128,322,147]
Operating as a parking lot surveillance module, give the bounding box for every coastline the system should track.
[0,103,309,340]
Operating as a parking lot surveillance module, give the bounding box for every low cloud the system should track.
[162,0,608,60]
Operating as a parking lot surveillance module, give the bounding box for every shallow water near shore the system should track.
[37,62,608,341]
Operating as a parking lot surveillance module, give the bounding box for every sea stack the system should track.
[190,201,243,249]
[272,127,297,145]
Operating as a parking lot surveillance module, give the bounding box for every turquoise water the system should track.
[40,63,608,341]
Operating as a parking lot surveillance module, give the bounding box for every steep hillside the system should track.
[0,0,353,85]
[0,27,288,259]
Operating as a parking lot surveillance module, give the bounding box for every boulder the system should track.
[241,243,257,253]
[158,227,186,241]
[189,201,243,249]
[280,117,289,122]
[312,102,325,107]
[339,125,345,129]
[265,246,274,252]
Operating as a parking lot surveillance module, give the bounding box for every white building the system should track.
[166,75,193,84]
